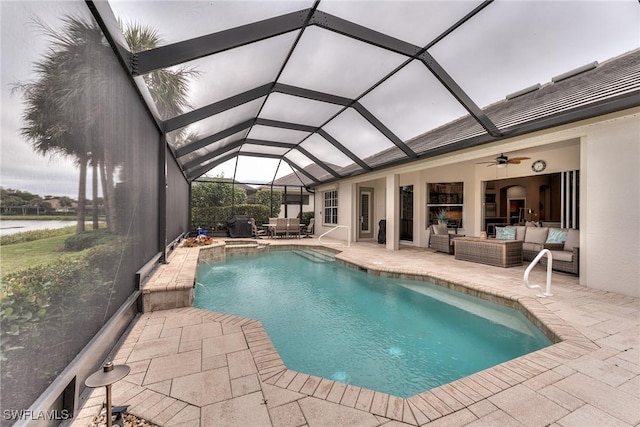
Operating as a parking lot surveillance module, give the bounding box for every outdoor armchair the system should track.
[429,224,464,254]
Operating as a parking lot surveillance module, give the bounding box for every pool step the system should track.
[291,249,335,264]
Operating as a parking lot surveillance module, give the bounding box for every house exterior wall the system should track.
[279,197,314,220]
[581,114,640,297]
[314,183,351,241]
[313,108,639,297]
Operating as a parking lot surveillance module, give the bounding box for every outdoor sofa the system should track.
[495,225,580,274]
[540,229,580,275]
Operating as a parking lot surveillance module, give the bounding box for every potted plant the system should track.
[182,235,215,247]
[436,208,448,225]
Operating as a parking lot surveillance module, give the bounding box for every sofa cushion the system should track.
[525,227,548,244]
[564,229,580,250]
[523,242,543,252]
[546,228,568,244]
[549,250,574,262]
[514,226,526,241]
[432,224,449,235]
[496,226,516,240]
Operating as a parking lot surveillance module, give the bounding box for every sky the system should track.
[1,1,96,198]
[1,0,639,199]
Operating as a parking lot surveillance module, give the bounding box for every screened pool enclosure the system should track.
[1,0,639,422]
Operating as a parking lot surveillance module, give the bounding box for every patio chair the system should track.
[265,217,277,238]
[287,218,301,238]
[429,224,464,254]
[249,218,266,238]
[302,218,315,238]
[274,218,288,238]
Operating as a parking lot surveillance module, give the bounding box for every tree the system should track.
[17,16,199,233]
[121,21,200,148]
[17,16,115,232]
[191,180,246,208]
[28,197,46,215]
[58,197,73,207]
[256,188,282,217]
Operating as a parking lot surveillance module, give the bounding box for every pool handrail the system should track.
[318,225,351,247]
[523,249,553,297]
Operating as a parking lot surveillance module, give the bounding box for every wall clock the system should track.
[531,160,546,173]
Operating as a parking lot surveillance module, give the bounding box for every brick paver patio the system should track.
[68,239,639,426]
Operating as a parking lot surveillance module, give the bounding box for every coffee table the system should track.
[454,237,523,268]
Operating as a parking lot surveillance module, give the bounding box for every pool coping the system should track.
[130,240,600,424]
[256,245,596,421]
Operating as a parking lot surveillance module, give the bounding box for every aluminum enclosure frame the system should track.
[89,0,640,187]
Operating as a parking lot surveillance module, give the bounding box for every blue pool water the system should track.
[194,250,551,397]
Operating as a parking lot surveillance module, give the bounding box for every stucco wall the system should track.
[312,109,639,297]
[582,115,640,297]
[314,183,352,241]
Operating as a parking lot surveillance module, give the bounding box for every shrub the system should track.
[64,230,114,251]
[191,204,271,232]
[0,225,76,246]
[84,237,128,277]
[233,204,270,225]
[301,211,315,225]
[1,253,113,408]
[0,257,106,363]
[191,206,230,231]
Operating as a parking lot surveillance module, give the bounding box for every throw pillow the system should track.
[525,227,548,244]
[546,228,568,244]
[495,226,516,240]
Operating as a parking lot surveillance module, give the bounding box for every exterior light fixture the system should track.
[85,361,130,427]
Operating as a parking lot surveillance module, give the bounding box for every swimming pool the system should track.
[194,249,551,398]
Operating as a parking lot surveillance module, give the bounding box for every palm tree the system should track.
[122,21,200,143]
[18,16,115,232]
[18,16,199,233]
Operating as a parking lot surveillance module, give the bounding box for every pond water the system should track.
[0,220,77,236]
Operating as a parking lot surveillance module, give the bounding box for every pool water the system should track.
[194,250,551,398]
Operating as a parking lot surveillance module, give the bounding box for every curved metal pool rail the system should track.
[318,225,351,247]
[524,249,553,297]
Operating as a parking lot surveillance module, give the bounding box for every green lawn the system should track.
[1,233,88,275]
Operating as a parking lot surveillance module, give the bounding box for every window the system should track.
[323,190,338,225]
[427,182,464,228]
[284,194,310,205]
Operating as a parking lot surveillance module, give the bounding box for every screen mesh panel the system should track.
[1,2,160,413]
[167,149,190,242]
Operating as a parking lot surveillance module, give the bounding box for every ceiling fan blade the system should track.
[476,161,496,164]
[509,157,531,161]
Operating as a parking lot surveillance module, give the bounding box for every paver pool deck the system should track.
[69,239,639,427]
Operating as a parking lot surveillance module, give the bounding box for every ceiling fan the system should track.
[477,153,531,168]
